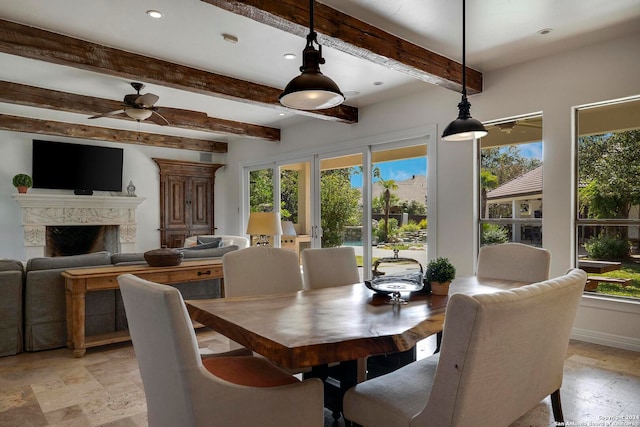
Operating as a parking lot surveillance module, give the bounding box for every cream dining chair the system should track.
[301,246,360,290]
[222,246,303,297]
[476,242,551,283]
[118,274,323,427]
[343,268,586,427]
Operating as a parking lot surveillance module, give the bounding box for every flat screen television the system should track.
[32,140,123,195]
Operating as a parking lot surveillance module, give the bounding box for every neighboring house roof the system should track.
[487,166,543,202]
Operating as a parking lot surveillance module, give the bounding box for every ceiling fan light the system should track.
[125,108,153,121]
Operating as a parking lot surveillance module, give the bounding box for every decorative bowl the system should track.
[144,247,184,267]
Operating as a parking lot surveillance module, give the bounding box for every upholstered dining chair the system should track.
[118,274,323,427]
[222,246,303,297]
[344,268,587,427]
[476,242,551,283]
[301,246,360,290]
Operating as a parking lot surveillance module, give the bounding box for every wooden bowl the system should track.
[144,247,184,267]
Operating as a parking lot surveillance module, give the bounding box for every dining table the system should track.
[185,275,529,420]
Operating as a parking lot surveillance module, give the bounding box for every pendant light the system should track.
[278,0,344,110]
[442,0,487,141]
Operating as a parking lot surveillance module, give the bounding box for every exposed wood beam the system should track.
[0,81,280,141]
[0,114,228,153]
[0,19,358,124]
[201,0,482,95]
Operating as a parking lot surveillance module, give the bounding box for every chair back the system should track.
[301,247,360,290]
[223,247,303,297]
[118,274,203,426]
[477,242,551,282]
[416,268,586,426]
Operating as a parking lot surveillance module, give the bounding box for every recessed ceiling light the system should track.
[222,33,238,44]
[537,28,553,35]
[373,81,384,86]
[283,53,296,60]
[278,112,286,116]
[146,10,163,19]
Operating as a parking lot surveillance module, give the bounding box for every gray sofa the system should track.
[0,259,25,357]
[3,244,239,354]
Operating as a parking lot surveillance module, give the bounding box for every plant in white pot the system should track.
[424,257,456,295]
[12,174,33,194]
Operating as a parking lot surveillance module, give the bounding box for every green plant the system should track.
[418,219,427,229]
[481,223,509,245]
[399,220,420,233]
[425,257,456,283]
[12,173,33,188]
[584,234,631,260]
[375,218,398,242]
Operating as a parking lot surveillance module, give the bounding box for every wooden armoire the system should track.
[153,158,224,248]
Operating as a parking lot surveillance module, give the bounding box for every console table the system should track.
[63,259,223,357]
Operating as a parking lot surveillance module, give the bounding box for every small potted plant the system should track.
[12,173,33,194]
[424,257,456,295]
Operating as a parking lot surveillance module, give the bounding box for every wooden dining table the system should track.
[186,276,528,419]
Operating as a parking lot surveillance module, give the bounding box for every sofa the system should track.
[1,244,239,355]
[0,259,25,357]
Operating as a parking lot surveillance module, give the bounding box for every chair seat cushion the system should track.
[344,354,439,427]
[202,356,300,387]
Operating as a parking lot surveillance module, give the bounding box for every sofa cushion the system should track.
[111,252,146,265]
[26,251,112,272]
[0,259,24,356]
[180,245,238,259]
[196,236,223,247]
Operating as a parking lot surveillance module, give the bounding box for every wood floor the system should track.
[0,331,638,427]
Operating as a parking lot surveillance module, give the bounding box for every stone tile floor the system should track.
[0,331,638,426]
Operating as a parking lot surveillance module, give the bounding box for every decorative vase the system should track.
[430,281,451,295]
[16,186,28,194]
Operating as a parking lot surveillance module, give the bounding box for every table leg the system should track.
[70,289,86,358]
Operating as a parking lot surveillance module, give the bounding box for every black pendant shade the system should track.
[278,0,344,110]
[442,0,487,141]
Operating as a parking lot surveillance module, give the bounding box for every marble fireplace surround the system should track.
[13,194,145,259]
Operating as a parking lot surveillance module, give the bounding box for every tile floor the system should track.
[0,331,638,427]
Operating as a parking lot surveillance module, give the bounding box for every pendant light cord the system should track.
[461,0,467,98]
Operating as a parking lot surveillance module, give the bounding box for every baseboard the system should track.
[571,327,640,352]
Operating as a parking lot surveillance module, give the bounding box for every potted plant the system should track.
[424,257,456,295]
[12,173,33,194]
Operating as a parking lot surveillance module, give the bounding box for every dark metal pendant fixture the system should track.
[278,0,344,110]
[442,0,487,141]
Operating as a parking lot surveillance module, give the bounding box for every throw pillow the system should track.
[196,236,223,247]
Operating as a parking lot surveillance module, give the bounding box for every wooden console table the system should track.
[62,259,223,357]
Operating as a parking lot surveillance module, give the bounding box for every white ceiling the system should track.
[1,0,639,143]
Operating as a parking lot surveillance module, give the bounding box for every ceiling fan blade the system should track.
[88,109,125,119]
[136,93,159,107]
[150,110,170,125]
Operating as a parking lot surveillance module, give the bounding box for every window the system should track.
[576,98,640,299]
[479,116,543,248]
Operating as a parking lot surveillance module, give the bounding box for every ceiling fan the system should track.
[89,82,169,125]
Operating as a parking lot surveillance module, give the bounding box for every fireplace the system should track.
[13,194,145,258]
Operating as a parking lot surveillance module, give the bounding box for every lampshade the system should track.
[442,0,487,142]
[278,0,344,110]
[246,212,283,236]
[281,221,297,236]
[125,108,152,121]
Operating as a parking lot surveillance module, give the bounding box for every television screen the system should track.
[32,140,123,193]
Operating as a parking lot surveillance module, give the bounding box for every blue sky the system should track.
[349,141,542,188]
[351,157,427,188]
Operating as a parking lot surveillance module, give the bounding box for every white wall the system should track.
[0,130,219,260]
[221,31,640,350]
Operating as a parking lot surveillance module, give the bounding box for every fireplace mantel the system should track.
[13,193,145,258]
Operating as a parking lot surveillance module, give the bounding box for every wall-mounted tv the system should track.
[32,140,123,195]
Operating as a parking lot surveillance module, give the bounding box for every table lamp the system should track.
[281,221,297,236]
[246,212,282,246]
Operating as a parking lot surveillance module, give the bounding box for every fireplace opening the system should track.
[46,225,119,257]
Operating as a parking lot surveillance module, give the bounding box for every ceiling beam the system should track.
[0,81,280,141]
[0,19,358,124]
[201,0,482,95]
[0,114,228,153]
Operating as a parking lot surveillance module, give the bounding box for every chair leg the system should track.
[434,331,442,354]
[551,389,564,423]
